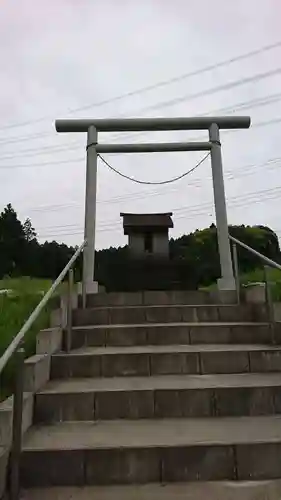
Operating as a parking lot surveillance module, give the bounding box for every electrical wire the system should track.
[0,157,85,170]
[63,40,281,115]
[95,155,281,202]
[0,131,51,145]
[0,142,82,161]
[97,152,210,185]
[127,67,281,117]
[24,153,281,214]
[1,39,281,131]
[36,184,281,238]
[1,90,281,150]
[0,107,279,166]
[2,82,281,163]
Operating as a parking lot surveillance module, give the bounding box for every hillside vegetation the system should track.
[1,204,281,291]
[0,278,54,399]
[1,203,281,396]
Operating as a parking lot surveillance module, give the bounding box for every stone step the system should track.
[70,322,276,349]
[21,480,281,500]
[21,416,281,486]
[35,373,281,422]
[78,290,237,308]
[73,304,265,327]
[51,344,281,379]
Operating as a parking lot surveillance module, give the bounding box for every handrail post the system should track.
[10,347,25,500]
[82,241,87,309]
[66,268,74,353]
[82,279,87,309]
[264,265,273,316]
[264,265,275,343]
[232,242,240,304]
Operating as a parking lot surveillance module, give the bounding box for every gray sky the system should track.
[1,0,281,249]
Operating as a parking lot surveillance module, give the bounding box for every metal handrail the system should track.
[229,235,281,272]
[0,239,87,374]
[1,239,87,500]
[229,234,280,331]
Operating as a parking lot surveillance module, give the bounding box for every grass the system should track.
[0,277,63,400]
[240,267,281,301]
[0,276,53,295]
[201,267,281,301]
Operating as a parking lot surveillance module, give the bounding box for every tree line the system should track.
[0,204,280,290]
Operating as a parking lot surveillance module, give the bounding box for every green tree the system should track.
[0,204,26,277]
[1,203,280,290]
[23,218,37,242]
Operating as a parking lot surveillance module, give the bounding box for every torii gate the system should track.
[55,116,251,294]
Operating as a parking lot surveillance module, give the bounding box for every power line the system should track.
[128,67,281,117]
[96,155,281,206]
[0,111,279,166]
[0,131,51,145]
[96,155,281,200]
[36,185,281,239]
[183,115,281,144]
[1,39,281,131]
[1,85,281,163]
[1,90,281,150]
[38,225,118,239]
[175,191,281,222]
[0,142,82,161]
[97,152,210,185]
[63,40,281,115]
[24,153,281,214]
[246,116,281,130]
[172,186,281,216]
[171,188,281,222]
[0,157,85,170]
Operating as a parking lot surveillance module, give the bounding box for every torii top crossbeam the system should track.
[55,116,250,133]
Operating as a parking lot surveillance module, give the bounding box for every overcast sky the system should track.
[1,0,281,249]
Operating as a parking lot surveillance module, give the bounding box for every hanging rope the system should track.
[97,152,210,185]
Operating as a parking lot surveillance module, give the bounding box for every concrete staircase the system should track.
[21,290,281,498]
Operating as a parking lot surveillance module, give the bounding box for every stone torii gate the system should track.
[55,116,251,295]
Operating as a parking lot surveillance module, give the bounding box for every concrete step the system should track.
[70,322,276,349]
[73,304,266,327]
[21,416,281,486]
[21,480,281,500]
[51,344,281,379]
[78,290,237,308]
[35,373,281,422]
